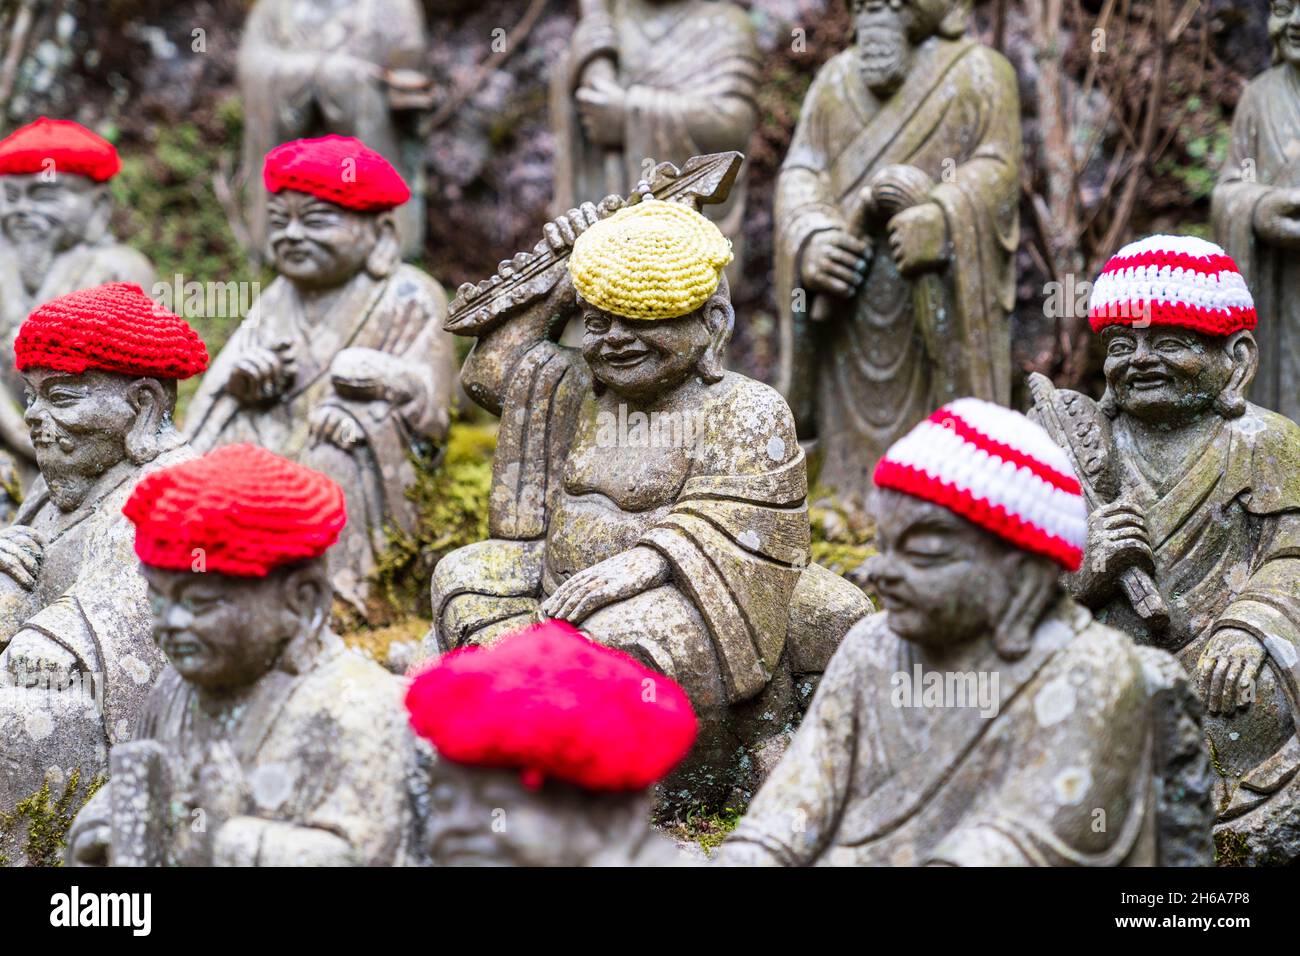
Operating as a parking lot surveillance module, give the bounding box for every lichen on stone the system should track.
[0,768,104,867]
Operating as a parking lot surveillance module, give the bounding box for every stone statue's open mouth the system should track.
[1128,373,1172,390]
[602,349,650,368]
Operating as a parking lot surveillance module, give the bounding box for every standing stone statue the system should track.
[551,0,759,283]
[65,444,417,867]
[0,118,155,495]
[1213,0,1300,420]
[238,0,431,260]
[773,0,1019,523]
[716,399,1212,866]
[426,155,871,808]
[0,282,206,866]
[186,135,458,616]
[407,619,695,866]
[1033,236,1300,866]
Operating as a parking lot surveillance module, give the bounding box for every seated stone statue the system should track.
[0,118,155,499]
[0,282,206,866]
[425,193,872,808]
[65,444,416,867]
[238,0,431,259]
[407,619,695,866]
[185,135,458,616]
[1034,236,1300,865]
[716,399,1212,866]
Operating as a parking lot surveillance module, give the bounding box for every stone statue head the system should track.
[848,0,970,94]
[421,761,655,866]
[142,557,331,694]
[266,190,400,290]
[579,274,734,402]
[22,368,176,511]
[866,399,1087,660]
[1270,0,1300,68]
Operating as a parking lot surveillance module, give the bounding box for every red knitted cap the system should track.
[15,282,209,379]
[405,620,698,792]
[0,117,121,182]
[263,135,410,211]
[124,444,347,577]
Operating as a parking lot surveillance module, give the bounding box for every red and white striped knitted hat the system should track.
[1089,235,1256,336]
[873,399,1087,571]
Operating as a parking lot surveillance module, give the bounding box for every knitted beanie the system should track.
[124,444,347,577]
[263,135,410,211]
[0,117,120,182]
[873,398,1087,571]
[16,282,209,379]
[405,619,698,792]
[568,199,734,320]
[1089,235,1256,336]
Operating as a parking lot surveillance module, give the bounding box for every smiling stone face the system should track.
[266,190,378,289]
[1101,326,1234,424]
[578,299,711,402]
[1271,0,1300,68]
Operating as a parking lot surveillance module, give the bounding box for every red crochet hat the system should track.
[1089,235,1257,336]
[262,135,410,211]
[0,117,121,182]
[124,444,347,577]
[15,282,208,379]
[405,620,698,792]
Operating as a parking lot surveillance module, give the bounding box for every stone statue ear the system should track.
[697,291,734,385]
[938,0,972,38]
[123,378,168,464]
[365,211,402,279]
[1215,330,1258,419]
[83,184,113,244]
[992,551,1059,661]
[277,563,330,673]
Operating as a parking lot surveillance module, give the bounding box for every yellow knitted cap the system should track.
[568,200,734,321]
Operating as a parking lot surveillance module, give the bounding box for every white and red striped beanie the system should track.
[1088,235,1256,336]
[873,399,1087,571]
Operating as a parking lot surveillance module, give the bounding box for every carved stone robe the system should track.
[185,266,456,607]
[718,601,1209,866]
[550,0,759,283]
[774,37,1019,514]
[1213,64,1300,421]
[238,0,428,257]
[0,437,193,865]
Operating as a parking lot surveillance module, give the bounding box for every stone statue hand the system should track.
[3,628,77,688]
[0,525,45,591]
[886,203,948,277]
[227,340,296,406]
[801,228,869,299]
[575,77,627,148]
[1083,499,1153,582]
[1198,627,1267,716]
[1252,187,1300,248]
[309,403,364,450]
[539,545,670,624]
[543,201,604,253]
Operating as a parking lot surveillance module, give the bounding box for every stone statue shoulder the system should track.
[388,261,448,307]
[832,611,901,681]
[1233,401,1300,515]
[92,241,154,287]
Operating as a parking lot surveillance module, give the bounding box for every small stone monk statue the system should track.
[0,282,206,866]
[552,0,760,283]
[238,0,431,259]
[1213,0,1300,420]
[716,399,1213,866]
[0,118,155,492]
[407,619,695,866]
[1038,236,1300,865]
[426,196,871,808]
[185,135,458,617]
[65,444,416,867]
[773,0,1020,525]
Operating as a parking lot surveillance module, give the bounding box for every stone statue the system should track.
[238,0,432,259]
[0,118,155,497]
[185,136,458,617]
[716,399,1212,866]
[1213,0,1300,421]
[551,0,759,284]
[65,444,416,867]
[0,282,206,866]
[1032,236,1300,866]
[425,154,872,809]
[773,0,1019,524]
[407,620,695,866]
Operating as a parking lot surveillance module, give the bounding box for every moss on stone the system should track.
[342,615,431,671]
[0,768,104,867]
[1213,828,1250,867]
[808,485,877,588]
[662,804,741,856]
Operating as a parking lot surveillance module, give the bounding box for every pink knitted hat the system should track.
[873,398,1087,571]
[1089,235,1256,336]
